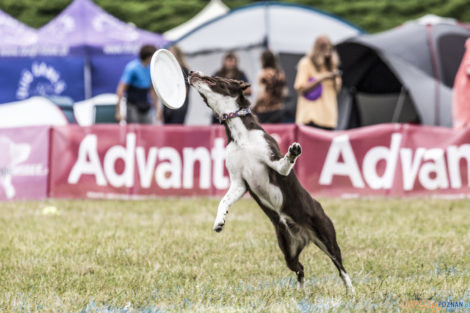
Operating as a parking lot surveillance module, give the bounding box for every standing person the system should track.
[253,50,287,123]
[453,38,470,129]
[116,44,160,124]
[214,52,252,92]
[212,52,251,123]
[294,35,341,130]
[163,45,190,124]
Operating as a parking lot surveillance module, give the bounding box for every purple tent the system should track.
[0,10,84,102]
[0,0,168,103]
[0,9,69,57]
[0,0,169,104]
[38,0,167,55]
[38,0,169,98]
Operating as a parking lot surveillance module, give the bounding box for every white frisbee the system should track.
[150,49,186,109]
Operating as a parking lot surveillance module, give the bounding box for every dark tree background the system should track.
[1,0,469,34]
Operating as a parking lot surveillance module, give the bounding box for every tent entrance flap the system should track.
[339,43,403,94]
[355,91,420,126]
[336,42,420,128]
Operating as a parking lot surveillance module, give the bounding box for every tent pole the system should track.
[425,24,441,125]
[392,86,406,123]
[264,2,270,49]
[84,59,92,99]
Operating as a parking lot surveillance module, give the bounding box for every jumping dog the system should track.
[188,71,354,293]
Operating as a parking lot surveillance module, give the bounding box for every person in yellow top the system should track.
[294,36,342,130]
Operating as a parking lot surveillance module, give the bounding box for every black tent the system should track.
[336,16,470,129]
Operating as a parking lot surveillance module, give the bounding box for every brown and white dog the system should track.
[188,71,354,293]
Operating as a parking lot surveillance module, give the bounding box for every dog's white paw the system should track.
[213,219,225,232]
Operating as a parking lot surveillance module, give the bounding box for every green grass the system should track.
[0,198,469,312]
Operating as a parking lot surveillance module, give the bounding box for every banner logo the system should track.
[16,62,66,99]
[0,136,47,199]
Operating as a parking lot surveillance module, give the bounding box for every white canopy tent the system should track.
[164,0,229,41]
[172,2,363,125]
[0,97,68,128]
[74,93,118,126]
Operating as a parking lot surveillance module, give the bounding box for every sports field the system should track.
[0,198,469,312]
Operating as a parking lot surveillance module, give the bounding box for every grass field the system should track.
[1,197,469,312]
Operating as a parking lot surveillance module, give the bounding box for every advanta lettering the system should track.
[68,133,229,190]
[320,133,470,191]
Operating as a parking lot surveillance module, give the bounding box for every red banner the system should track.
[41,123,470,199]
[49,124,296,198]
[298,124,470,197]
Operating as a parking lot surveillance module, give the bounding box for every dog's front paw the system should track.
[288,142,302,159]
[213,219,225,232]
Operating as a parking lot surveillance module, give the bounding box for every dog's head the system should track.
[188,71,251,117]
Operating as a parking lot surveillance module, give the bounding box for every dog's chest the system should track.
[226,130,283,211]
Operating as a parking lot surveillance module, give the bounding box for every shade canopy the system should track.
[336,16,470,128]
[176,2,361,55]
[38,0,168,56]
[0,10,63,57]
[0,0,169,103]
[172,2,363,125]
[0,9,85,102]
[0,10,37,49]
[0,97,68,128]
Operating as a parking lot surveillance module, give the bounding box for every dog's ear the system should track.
[239,81,251,91]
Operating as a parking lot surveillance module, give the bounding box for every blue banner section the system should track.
[90,55,134,96]
[0,57,85,103]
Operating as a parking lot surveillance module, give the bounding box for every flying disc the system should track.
[150,49,186,109]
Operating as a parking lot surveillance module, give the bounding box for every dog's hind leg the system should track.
[327,247,354,294]
[311,232,355,294]
[286,253,304,289]
[275,221,307,288]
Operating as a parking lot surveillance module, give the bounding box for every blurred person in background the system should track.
[253,50,287,123]
[212,52,251,123]
[115,44,160,124]
[214,52,252,92]
[453,38,470,129]
[163,45,190,124]
[294,35,341,130]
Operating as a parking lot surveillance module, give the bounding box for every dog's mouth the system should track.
[188,72,216,86]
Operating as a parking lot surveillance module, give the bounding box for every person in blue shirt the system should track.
[115,44,160,124]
